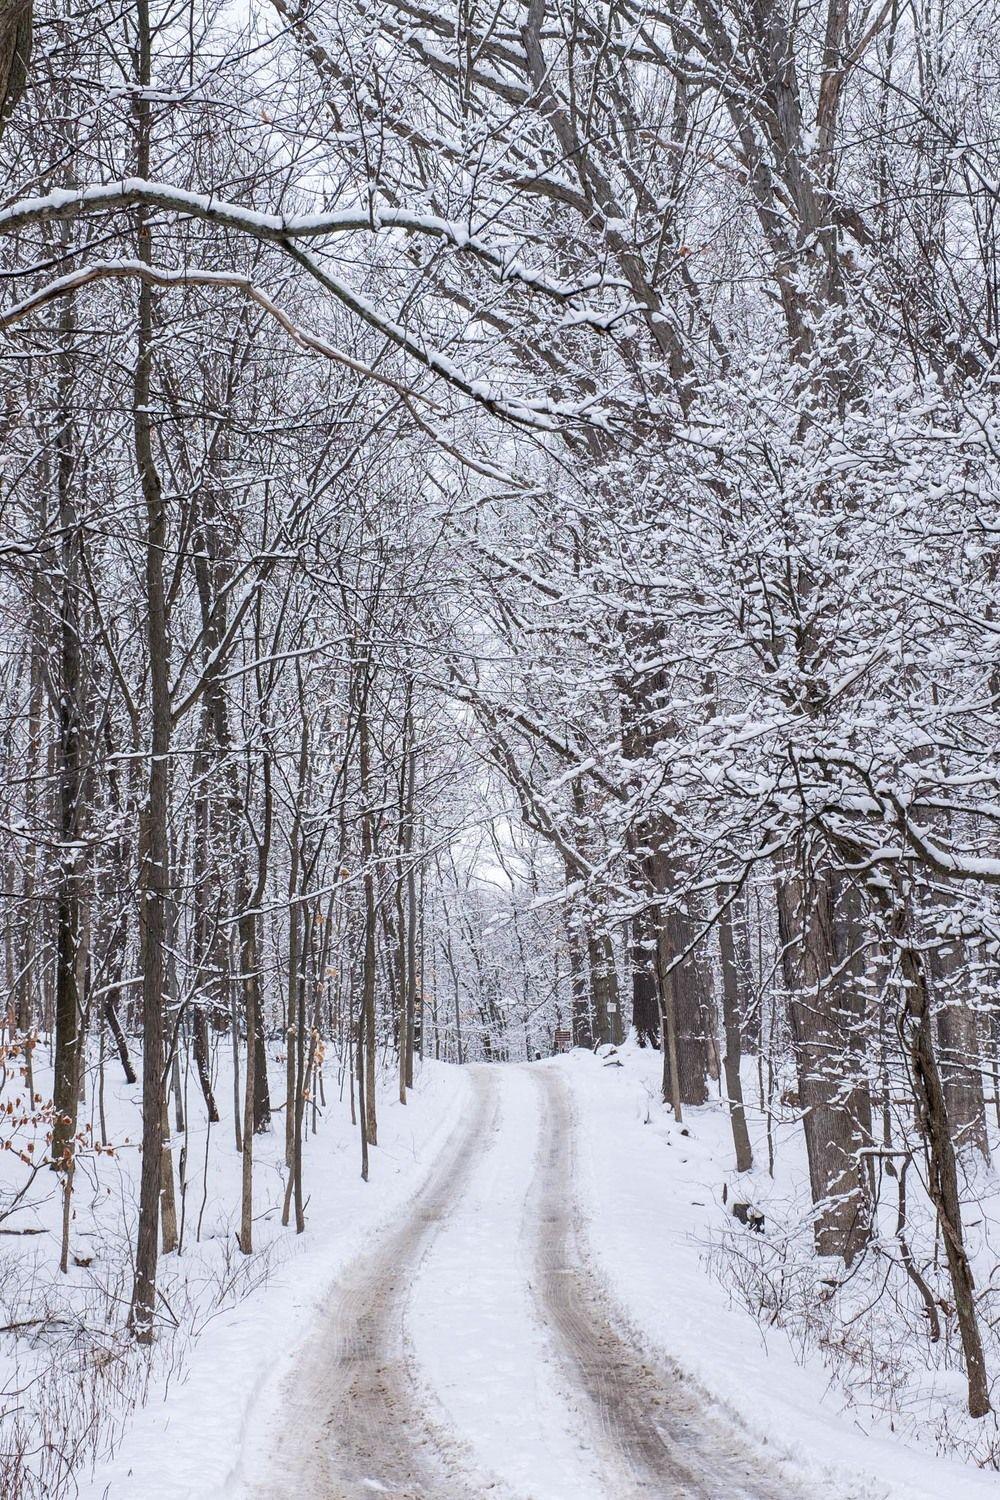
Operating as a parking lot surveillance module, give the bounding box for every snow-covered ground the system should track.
[4,1042,998,1498]
[0,1042,470,1500]
[408,1063,614,1500]
[77,1059,470,1500]
[554,1044,1000,1499]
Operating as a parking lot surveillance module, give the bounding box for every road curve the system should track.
[251,1063,807,1500]
[527,1065,802,1500]
[250,1067,501,1500]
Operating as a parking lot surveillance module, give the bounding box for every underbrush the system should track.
[705,1189,1000,1469]
[0,1036,289,1500]
[0,1222,281,1500]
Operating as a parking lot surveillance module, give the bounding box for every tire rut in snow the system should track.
[528,1066,804,1500]
[252,1068,500,1500]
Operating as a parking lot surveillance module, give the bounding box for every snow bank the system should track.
[0,1050,470,1500]
[554,1043,998,1500]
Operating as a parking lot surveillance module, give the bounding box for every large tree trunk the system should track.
[130,257,169,1343]
[631,914,660,1046]
[927,896,988,1159]
[587,930,620,1046]
[566,912,593,1048]
[656,901,710,1106]
[619,654,710,1101]
[0,0,31,139]
[129,4,169,1336]
[777,863,870,1265]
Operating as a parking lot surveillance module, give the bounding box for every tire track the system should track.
[528,1065,804,1500]
[251,1067,500,1500]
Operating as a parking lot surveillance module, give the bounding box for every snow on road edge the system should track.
[555,1045,997,1500]
[80,1060,470,1500]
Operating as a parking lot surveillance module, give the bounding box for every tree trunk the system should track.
[51,289,83,1172]
[656,902,710,1106]
[104,996,136,1085]
[588,930,621,1046]
[129,6,169,1334]
[893,915,991,1417]
[190,731,221,1122]
[654,914,683,1121]
[718,889,753,1173]
[929,918,988,1159]
[159,1093,178,1256]
[777,865,870,1264]
[129,241,169,1342]
[403,707,418,1090]
[358,657,378,1147]
[566,915,592,1047]
[238,923,257,1253]
[631,915,660,1046]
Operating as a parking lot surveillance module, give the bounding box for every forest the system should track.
[0,0,999,1496]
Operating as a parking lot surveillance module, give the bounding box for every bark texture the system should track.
[777,865,870,1264]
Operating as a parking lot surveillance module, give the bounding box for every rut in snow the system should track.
[252,1063,806,1500]
[251,1068,500,1500]
[528,1066,801,1500]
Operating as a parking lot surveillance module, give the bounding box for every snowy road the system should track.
[529,1069,797,1499]
[250,1067,501,1500]
[249,1063,806,1500]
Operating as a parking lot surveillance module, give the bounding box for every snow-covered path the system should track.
[248,1067,502,1499]
[247,1063,807,1500]
[529,1068,797,1499]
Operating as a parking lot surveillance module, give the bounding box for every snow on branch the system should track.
[0,193,629,432]
[0,258,436,406]
[0,178,624,305]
